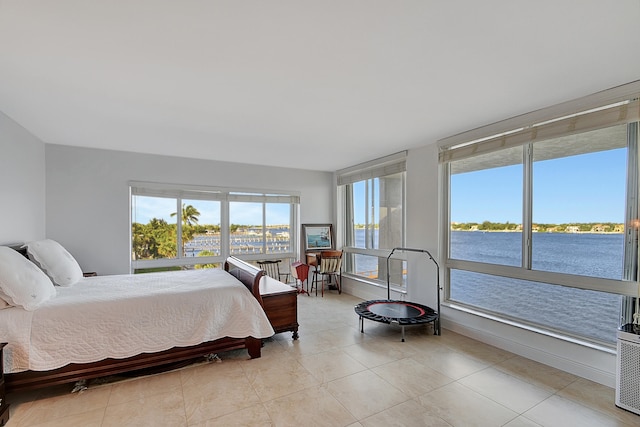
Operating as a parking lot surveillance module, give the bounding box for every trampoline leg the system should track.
[359,316,364,333]
[401,326,405,342]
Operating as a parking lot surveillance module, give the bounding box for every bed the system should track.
[0,243,274,393]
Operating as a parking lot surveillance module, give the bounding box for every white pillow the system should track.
[0,246,56,310]
[0,294,12,309]
[24,239,83,287]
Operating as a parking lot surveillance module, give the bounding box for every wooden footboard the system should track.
[5,257,265,393]
[5,337,261,392]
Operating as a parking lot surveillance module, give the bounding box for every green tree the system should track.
[149,218,177,258]
[132,222,150,260]
[171,204,201,254]
[132,218,177,260]
[195,250,217,269]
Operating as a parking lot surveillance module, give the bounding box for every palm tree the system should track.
[171,204,201,256]
[171,204,200,227]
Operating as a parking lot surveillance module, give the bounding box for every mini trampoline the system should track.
[354,247,441,341]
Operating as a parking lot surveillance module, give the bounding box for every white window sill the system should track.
[442,300,616,353]
[343,272,407,295]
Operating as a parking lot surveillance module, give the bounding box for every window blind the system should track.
[337,151,407,186]
[439,80,640,163]
[130,181,300,204]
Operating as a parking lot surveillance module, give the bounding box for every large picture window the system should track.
[338,153,407,287]
[450,146,523,267]
[131,183,299,272]
[441,91,639,345]
[531,127,627,279]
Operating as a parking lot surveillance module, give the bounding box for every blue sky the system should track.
[132,197,290,225]
[451,148,626,224]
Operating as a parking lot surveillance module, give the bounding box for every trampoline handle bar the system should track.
[387,247,439,268]
[386,247,441,335]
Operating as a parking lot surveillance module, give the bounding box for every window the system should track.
[441,88,639,346]
[130,183,299,272]
[131,196,178,261]
[531,127,627,279]
[450,146,523,267]
[338,152,407,287]
[229,201,293,256]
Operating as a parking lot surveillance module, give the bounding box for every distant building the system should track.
[566,226,580,233]
[591,224,610,233]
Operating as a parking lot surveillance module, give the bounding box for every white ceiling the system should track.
[1,1,639,172]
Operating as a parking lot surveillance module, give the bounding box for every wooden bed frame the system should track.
[4,256,266,393]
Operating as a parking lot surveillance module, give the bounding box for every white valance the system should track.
[337,151,407,186]
[439,81,640,163]
[129,181,300,204]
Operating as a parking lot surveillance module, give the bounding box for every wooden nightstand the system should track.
[259,276,299,340]
[0,343,10,426]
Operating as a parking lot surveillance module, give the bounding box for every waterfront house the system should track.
[591,224,610,233]
[1,2,639,425]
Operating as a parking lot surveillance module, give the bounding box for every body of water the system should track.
[184,227,292,256]
[450,231,624,343]
[451,231,624,279]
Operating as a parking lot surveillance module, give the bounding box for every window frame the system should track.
[337,152,407,288]
[130,182,299,271]
[439,81,640,345]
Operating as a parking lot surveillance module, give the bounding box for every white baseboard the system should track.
[442,315,616,388]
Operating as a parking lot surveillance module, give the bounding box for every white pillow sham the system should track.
[24,239,83,287]
[0,294,12,309]
[0,246,56,310]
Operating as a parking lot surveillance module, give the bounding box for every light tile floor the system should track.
[6,292,640,426]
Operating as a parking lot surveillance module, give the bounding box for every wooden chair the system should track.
[291,261,310,295]
[257,260,290,283]
[311,250,342,296]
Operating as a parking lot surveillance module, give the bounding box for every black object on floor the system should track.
[354,247,441,341]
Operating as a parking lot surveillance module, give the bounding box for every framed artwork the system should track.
[302,224,334,251]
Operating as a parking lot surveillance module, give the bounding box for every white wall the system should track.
[342,143,617,387]
[0,112,46,244]
[45,144,333,275]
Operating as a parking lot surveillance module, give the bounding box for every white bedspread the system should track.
[0,268,274,373]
